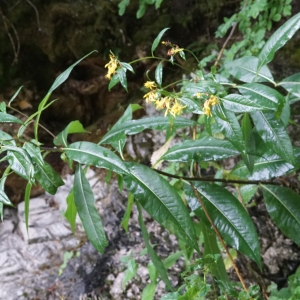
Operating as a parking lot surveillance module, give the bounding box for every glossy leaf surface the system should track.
[262,185,300,245]
[238,83,284,111]
[258,12,300,68]
[222,94,265,112]
[123,162,199,253]
[74,165,108,253]
[225,56,274,83]
[278,72,300,98]
[251,111,295,165]
[64,142,129,175]
[185,182,261,268]
[151,28,169,55]
[161,136,239,162]
[99,116,195,145]
[0,112,23,124]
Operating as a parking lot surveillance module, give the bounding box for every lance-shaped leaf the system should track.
[258,12,300,69]
[137,202,173,291]
[278,72,300,98]
[64,142,129,175]
[261,185,300,245]
[65,188,77,233]
[34,162,64,195]
[155,61,163,86]
[0,190,14,206]
[54,120,87,147]
[230,151,294,180]
[74,165,108,253]
[225,56,274,83]
[222,94,265,113]
[185,182,261,268]
[99,116,195,145]
[251,111,295,165]
[108,104,143,153]
[178,97,203,114]
[238,83,284,111]
[0,112,23,124]
[151,28,169,55]
[161,136,239,162]
[123,162,200,253]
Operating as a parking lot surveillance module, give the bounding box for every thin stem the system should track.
[24,0,41,31]
[155,169,281,186]
[8,106,57,139]
[190,183,248,292]
[184,49,200,63]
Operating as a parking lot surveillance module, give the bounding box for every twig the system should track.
[190,183,249,292]
[24,0,41,31]
[0,7,20,64]
[155,169,281,186]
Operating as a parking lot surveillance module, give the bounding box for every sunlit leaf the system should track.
[222,94,265,112]
[99,116,195,145]
[64,142,129,175]
[225,56,274,83]
[155,61,163,86]
[161,136,239,162]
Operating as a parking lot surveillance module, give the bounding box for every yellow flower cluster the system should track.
[203,95,219,117]
[105,54,119,79]
[143,81,186,117]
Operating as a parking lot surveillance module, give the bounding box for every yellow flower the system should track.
[203,95,219,117]
[144,81,157,90]
[196,92,202,98]
[170,100,186,117]
[105,54,118,79]
[168,47,184,56]
[143,90,159,104]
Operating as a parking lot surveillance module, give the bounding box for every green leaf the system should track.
[278,72,300,98]
[5,148,34,180]
[48,51,97,94]
[242,113,255,173]
[121,62,134,73]
[74,165,108,253]
[155,61,163,86]
[24,182,32,232]
[64,142,129,175]
[177,96,203,114]
[222,94,265,113]
[225,56,274,83]
[54,120,87,147]
[142,283,156,300]
[230,151,294,180]
[123,258,138,288]
[64,188,77,233]
[136,3,146,18]
[258,12,300,68]
[202,223,229,284]
[261,185,300,245]
[238,83,284,111]
[118,0,130,16]
[0,190,14,206]
[108,72,120,91]
[186,182,261,268]
[117,68,128,91]
[161,136,239,162]
[137,202,173,291]
[0,112,23,124]
[34,162,64,195]
[108,104,143,153]
[124,162,199,253]
[99,116,195,145]
[214,106,245,153]
[151,28,170,55]
[251,111,295,165]
[0,131,16,145]
[8,86,23,106]
[121,192,134,234]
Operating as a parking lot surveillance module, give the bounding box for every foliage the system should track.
[1,7,300,300]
